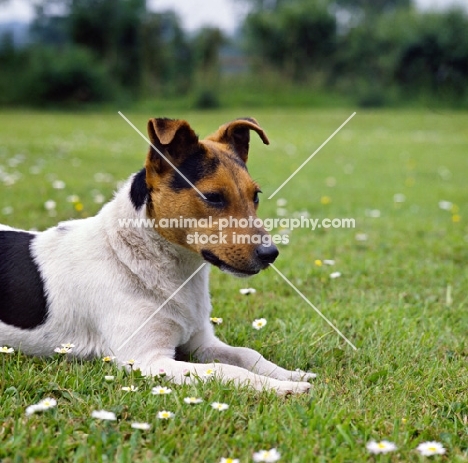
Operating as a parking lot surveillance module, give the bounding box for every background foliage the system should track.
[0,0,467,108]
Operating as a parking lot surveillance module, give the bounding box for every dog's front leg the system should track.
[185,330,316,383]
[138,357,311,396]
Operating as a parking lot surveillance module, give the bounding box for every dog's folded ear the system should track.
[207,117,269,163]
[146,118,199,174]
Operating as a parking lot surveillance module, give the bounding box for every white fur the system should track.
[0,176,315,395]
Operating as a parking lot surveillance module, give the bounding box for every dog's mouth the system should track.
[201,250,260,278]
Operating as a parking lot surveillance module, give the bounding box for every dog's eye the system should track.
[253,191,261,205]
[203,192,225,207]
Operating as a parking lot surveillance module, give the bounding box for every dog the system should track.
[0,117,314,395]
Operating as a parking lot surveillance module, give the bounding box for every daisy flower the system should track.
[122,385,139,392]
[25,397,57,416]
[61,343,75,349]
[104,376,115,382]
[54,346,72,354]
[203,368,215,377]
[91,410,117,421]
[329,272,341,279]
[102,355,115,362]
[66,195,80,203]
[156,368,167,377]
[131,422,151,430]
[157,410,174,420]
[416,441,446,456]
[220,458,239,463]
[123,359,138,368]
[184,397,203,404]
[151,386,172,395]
[240,288,256,295]
[393,193,406,203]
[0,346,14,354]
[211,402,229,411]
[366,440,397,454]
[253,448,281,462]
[323,259,335,265]
[44,200,56,211]
[252,318,267,330]
[210,317,223,325]
[52,180,66,189]
[438,200,453,211]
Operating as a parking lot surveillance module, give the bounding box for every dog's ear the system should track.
[146,118,199,175]
[207,117,269,163]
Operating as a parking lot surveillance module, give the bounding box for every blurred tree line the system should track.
[0,0,467,107]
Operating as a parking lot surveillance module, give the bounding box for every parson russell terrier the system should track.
[0,117,315,395]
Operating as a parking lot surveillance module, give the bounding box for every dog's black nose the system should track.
[255,244,279,265]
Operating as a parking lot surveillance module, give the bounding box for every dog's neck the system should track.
[100,176,205,289]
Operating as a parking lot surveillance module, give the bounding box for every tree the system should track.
[243,1,336,81]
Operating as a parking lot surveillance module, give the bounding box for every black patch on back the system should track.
[0,231,48,329]
[170,148,220,191]
[130,168,149,209]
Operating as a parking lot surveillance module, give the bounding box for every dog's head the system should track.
[140,117,278,277]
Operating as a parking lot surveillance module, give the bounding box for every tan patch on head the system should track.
[144,117,276,275]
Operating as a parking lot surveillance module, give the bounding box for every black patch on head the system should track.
[0,231,48,329]
[169,148,220,191]
[224,154,247,170]
[130,168,150,209]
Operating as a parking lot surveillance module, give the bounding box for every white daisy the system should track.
[329,272,341,279]
[25,397,57,416]
[151,386,172,395]
[220,458,240,463]
[416,441,446,456]
[52,180,66,189]
[393,193,406,203]
[253,448,281,462]
[44,200,56,211]
[122,385,138,392]
[184,397,203,404]
[61,343,75,349]
[240,288,256,295]
[203,368,215,378]
[252,318,267,330]
[54,346,72,354]
[210,317,223,325]
[323,259,335,265]
[131,422,151,430]
[211,402,229,411]
[0,346,14,354]
[438,200,453,211]
[91,410,117,421]
[104,376,115,382]
[366,440,397,454]
[157,410,174,420]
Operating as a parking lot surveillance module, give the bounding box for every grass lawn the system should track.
[0,108,467,462]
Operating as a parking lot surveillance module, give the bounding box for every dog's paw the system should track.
[274,380,312,396]
[291,369,317,382]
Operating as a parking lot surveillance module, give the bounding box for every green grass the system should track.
[0,109,467,462]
